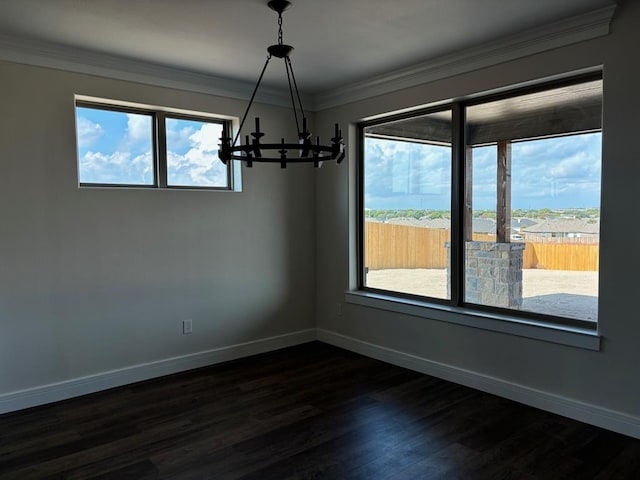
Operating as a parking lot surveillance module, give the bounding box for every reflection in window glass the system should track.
[166,118,227,188]
[363,110,452,300]
[76,107,154,185]
[465,80,602,322]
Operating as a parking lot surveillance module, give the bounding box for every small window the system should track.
[165,117,228,188]
[360,74,602,329]
[76,106,155,186]
[75,100,234,190]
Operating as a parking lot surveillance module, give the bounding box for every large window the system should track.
[360,74,602,329]
[75,100,233,190]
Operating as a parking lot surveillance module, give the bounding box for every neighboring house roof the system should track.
[419,218,451,229]
[384,217,454,229]
[383,217,498,233]
[370,216,601,236]
[384,217,453,229]
[522,219,600,234]
[381,217,512,234]
[511,218,537,229]
[473,218,496,234]
[385,217,426,227]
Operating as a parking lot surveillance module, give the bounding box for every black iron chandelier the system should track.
[218,0,345,168]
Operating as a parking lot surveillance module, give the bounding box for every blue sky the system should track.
[76,107,227,187]
[364,132,602,211]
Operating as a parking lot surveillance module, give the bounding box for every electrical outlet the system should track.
[336,303,342,316]
[183,319,193,334]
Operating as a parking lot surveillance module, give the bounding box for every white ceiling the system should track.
[0,0,616,96]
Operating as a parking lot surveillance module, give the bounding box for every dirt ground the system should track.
[366,269,598,321]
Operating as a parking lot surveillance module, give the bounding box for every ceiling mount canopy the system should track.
[218,0,345,168]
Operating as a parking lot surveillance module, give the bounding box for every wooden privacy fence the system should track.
[364,222,599,271]
[364,223,450,269]
[522,242,599,271]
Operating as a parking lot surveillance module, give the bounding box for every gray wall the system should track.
[315,2,640,418]
[0,61,316,395]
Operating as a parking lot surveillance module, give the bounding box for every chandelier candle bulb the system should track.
[333,123,342,142]
[314,136,322,168]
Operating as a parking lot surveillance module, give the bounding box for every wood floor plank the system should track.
[233,403,414,480]
[85,460,159,480]
[1,341,638,479]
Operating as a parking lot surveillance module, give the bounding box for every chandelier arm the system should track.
[284,57,301,133]
[285,56,306,121]
[225,143,340,161]
[232,54,272,148]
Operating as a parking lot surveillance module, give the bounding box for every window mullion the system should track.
[450,102,466,306]
[357,124,367,289]
[156,112,168,188]
[225,121,234,189]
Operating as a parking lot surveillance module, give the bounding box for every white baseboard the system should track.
[317,328,640,440]
[0,329,316,414]
[5,327,639,441]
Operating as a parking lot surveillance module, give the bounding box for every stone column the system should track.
[447,241,525,308]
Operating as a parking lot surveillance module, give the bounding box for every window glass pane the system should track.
[166,118,228,188]
[76,107,154,185]
[471,144,497,239]
[363,110,452,300]
[464,80,602,322]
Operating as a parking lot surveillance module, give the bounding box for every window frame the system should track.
[75,99,234,191]
[357,72,602,333]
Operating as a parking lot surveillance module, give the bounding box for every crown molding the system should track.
[0,5,616,112]
[311,5,616,111]
[0,33,297,108]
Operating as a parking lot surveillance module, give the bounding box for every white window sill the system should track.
[344,290,600,351]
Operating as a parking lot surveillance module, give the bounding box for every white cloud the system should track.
[365,132,602,210]
[76,116,104,148]
[189,123,221,152]
[166,123,196,150]
[80,150,153,184]
[125,114,151,144]
[550,151,599,179]
[166,123,226,186]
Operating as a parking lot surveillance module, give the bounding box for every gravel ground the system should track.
[366,269,598,321]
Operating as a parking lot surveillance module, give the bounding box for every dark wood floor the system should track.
[1,342,639,479]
